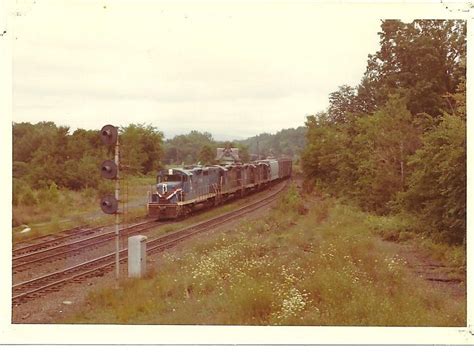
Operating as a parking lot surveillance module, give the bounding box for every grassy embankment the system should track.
[65,184,465,326]
[12,175,156,242]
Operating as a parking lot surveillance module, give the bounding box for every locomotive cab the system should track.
[155,173,184,204]
[148,168,192,219]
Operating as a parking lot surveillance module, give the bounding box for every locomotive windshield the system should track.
[157,175,182,183]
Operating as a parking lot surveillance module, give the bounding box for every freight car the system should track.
[147,158,292,220]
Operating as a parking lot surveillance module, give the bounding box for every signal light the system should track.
[100,195,119,214]
[98,124,120,215]
[101,159,118,179]
[100,124,118,145]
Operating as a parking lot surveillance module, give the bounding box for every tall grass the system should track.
[12,176,155,242]
[65,184,466,326]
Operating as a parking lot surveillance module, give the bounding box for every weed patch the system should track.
[65,187,466,326]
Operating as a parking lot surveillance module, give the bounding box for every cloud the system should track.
[12,1,381,138]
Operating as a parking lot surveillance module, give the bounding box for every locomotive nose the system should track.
[157,181,181,194]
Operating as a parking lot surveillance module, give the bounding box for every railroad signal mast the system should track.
[99,124,120,281]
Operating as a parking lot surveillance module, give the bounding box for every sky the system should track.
[12,1,395,140]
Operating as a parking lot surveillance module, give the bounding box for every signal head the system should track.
[100,195,119,214]
[100,124,118,145]
[101,160,118,179]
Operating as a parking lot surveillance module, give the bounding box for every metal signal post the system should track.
[100,125,120,281]
[114,137,120,280]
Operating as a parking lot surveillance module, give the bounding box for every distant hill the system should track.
[237,126,307,159]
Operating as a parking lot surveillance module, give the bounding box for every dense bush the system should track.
[401,114,466,244]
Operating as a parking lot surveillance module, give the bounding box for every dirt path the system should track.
[388,241,466,300]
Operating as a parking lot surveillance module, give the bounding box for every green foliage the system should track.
[328,85,359,123]
[301,112,350,187]
[12,121,164,214]
[351,95,420,213]
[36,182,60,204]
[275,184,307,216]
[302,20,466,244]
[163,130,259,165]
[231,142,250,163]
[362,20,466,117]
[121,123,164,174]
[163,127,304,166]
[164,130,215,165]
[239,126,307,159]
[59,156,101,190]
[401,113,466,244]
[198,144,215,165]
[13,178,38,206]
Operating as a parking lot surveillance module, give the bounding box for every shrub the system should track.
[402,114,466,244]
[36,183,60,204]
[277,184,307,216]
[17,183,38,206]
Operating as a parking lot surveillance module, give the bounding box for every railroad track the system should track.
[12,219,161,273]
[12,181,287,305]
[13,226,98,257]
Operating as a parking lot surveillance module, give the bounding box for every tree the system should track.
[351,95,420,213]
[328,85,358,123]
[233,143,250,163]
[362,20,466,117]
[355,75,379,115]
[402,114,465,244]
[164,130,215,165]
[198,145,215,165]
[401,80,466,244]
[300,19,466,245]
[121,124,164,174]
[237,127,307,159]
[302,96,421,214]
[13,121,72,189]
[301,112,346,184]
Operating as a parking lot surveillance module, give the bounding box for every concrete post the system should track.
[128,235,147,278]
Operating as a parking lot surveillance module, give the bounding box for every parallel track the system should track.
[12,219,160,273]
[13,226,98,257]
[12,182,287,304]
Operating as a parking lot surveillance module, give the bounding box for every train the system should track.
[147,158,292,220]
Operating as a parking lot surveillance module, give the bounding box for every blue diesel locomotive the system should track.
[147,159,292,220]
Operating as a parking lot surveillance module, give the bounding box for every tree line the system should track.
[162,130,250,165]
[13,121,307,208]
[238,126,307,160]
[13,122,164,206]
[301,20,466,244]
[162,127,306,166]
